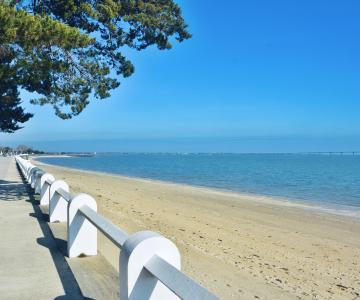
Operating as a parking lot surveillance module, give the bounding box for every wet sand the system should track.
[35,160,360,299]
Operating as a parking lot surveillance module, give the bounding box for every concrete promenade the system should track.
[1,156,217,300]
[0,157,84,299]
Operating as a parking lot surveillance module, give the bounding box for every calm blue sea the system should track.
[37,153,360,215]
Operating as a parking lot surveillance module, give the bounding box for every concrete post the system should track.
[29,167,40,188]
[67,194,97,258]
[120,231,181,300]
[25,163,31,181]
[34,172,43,194]
[27,163,34,182]
[49,180,69,223]
[40,173,55,205]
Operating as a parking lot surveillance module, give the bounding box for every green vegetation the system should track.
[0,0,191,132]
[0,144,45,155]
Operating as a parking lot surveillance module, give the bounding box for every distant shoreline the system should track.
[33,156,360,220]
[34,154,72,158]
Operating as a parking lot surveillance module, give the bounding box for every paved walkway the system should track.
[0,157,84,299]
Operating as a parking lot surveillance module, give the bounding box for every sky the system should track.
[2,0,360,152]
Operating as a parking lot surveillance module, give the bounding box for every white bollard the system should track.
[120,231,181,300]
[30,167,40,188]
[28,167,34,185]
[27,164,35,182]
[40,173,55,205]
[29,167,35,186]
[26,164,31,181]
[49,180,69,223]
[67,194,97,258]
[34,172,43,194]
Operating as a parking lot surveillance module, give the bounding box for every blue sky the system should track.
[2,0,360,152]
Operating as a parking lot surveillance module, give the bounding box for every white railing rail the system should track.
[15,155,218,300]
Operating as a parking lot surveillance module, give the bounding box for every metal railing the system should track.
[15,155,218,300]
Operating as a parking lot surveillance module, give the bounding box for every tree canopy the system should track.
[0,0,191,132]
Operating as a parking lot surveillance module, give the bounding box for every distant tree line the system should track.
[0,144,45,155]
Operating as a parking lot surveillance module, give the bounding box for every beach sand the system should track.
[35,160,360,299]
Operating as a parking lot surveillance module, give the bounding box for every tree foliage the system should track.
[0,0,190,132]
[0,91,33,133]
[0,44,32,132]
[0,144,45,154]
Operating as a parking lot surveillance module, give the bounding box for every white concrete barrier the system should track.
[120,231,181,300]
[34,170,44,194]
[40,173,55,205]
[68,194,97,258]
[49,180,69,223]
[29,167,40,188]
[14,156,218,300]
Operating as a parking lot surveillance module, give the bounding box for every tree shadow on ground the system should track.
[0,179,29,201]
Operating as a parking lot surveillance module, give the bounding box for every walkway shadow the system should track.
[38,236,68,257]
[16,165,93,300]
[0,179,29,201]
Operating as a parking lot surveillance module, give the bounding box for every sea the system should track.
[37,153,360,217]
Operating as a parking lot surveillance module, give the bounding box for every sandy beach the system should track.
[34,159,360,299]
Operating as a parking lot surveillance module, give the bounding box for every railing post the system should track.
[29,167,40,188]
[40,173,55,205]
[49,180,69,223]
[68,194,97,258]
[26,165,32,183]
[29,167,35,186]
[120,231,181,300]
[26,164,31,181]
[34,172,43,194]
[25,164,30,180]
[28,165,34,182]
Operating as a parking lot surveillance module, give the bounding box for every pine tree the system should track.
[0,1,191,132]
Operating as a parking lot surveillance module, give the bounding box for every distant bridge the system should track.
[299,151,360,156]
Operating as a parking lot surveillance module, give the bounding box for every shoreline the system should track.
[32,156,360,299]
[34,156,360,220]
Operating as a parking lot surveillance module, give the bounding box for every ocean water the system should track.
[37,153,360,214]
